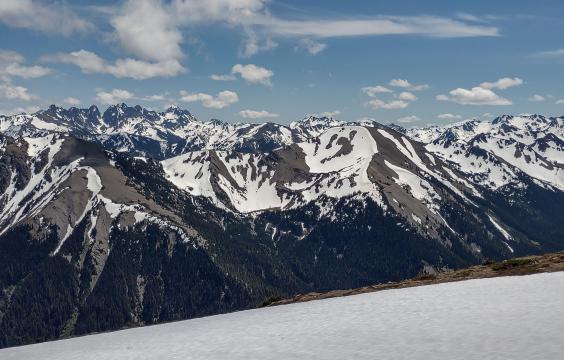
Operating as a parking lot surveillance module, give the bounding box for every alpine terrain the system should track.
[0,105,563,348]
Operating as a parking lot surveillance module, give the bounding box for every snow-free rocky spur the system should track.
[0,104,563,348]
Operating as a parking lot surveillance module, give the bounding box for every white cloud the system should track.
[179,90,239,109]
[143,94,168,102]
[534,49,564,58]
[240,31,278,58]
[480,77,523,90]
[231,64,273,86]
[210,74,237,81]
[0,81,34,101]
[396,115,420,123]
[111,0,183,63]
[437,87,511,106]
[389,79,429,91]
[239,109,279,119]
[108,0,269,63]
[0,105,40,115]
[319,110,340,118]
[0,0,92,35]
[556,99,564,104]
[49,50,185,80]
[361,86,393,96]
[528,94,545,102]
[296,39,327,55]
[97,0,500,71]
[438,113,462,120]
[397,91,417,101]
[63,97,81,106]
[455,13,494,23]
[0,50,51,79]
[167,1,498,40]
[362,84,417,110]
[259,16,499,38]
[95,89,135,105]
[309,110,341,118]
[367,98,409,110]
[170,0,266,24]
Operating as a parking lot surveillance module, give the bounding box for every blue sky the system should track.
[1,0,564,126]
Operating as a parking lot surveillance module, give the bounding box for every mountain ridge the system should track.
[0,104,563,348]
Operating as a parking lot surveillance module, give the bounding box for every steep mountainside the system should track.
[0,106,563,348]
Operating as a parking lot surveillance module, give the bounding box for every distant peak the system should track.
[47,104,64,112]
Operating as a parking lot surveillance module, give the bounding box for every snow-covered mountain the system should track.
[1,105,564,348]
[0,105,344,159]
[406,114,564,190]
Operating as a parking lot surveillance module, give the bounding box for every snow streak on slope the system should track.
[162,126,383,213]
[0,135,191,249]
[3,272,563,360]
[295,126,381,201]
[384,160,441,211]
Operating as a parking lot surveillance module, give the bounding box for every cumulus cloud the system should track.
[0,0,92,36]
[0,105,40,115]
[170,0,266,24]
[111,0,183,63]
[556,99,564,104]
[361,86,393,96]
[95,89,135,105]
[0,50,51,79]
[48,50,185,80]
[309,110,341,118]
[295,39,327,55]
[107,0,269,63]
[367,98,409,110]
[63,97,81,106]
[0,81,34,101]
[362,83,418,110]
[143,94,168,102]
[437,87,511,106]
[438,113,462,120]
[179,90,239,109]
[397,91,417,101]
[396,115,420,123]
[239,109,279,119]
[437,77,523,106]
[480,77,523,90]
[388,79,429,91]
[528,94,545,102]
[231,64,273,86]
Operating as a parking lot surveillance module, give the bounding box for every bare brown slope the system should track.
[265,251,564,307]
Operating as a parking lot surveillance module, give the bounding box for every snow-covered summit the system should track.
[408,115,564,190]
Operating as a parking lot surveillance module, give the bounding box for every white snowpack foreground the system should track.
[2,272,563,360]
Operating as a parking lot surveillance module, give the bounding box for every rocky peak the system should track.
[102,103,159,128]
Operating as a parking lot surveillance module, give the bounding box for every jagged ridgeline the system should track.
[0,105,563,348]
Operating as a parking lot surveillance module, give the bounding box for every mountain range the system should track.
[0,104,562,348]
